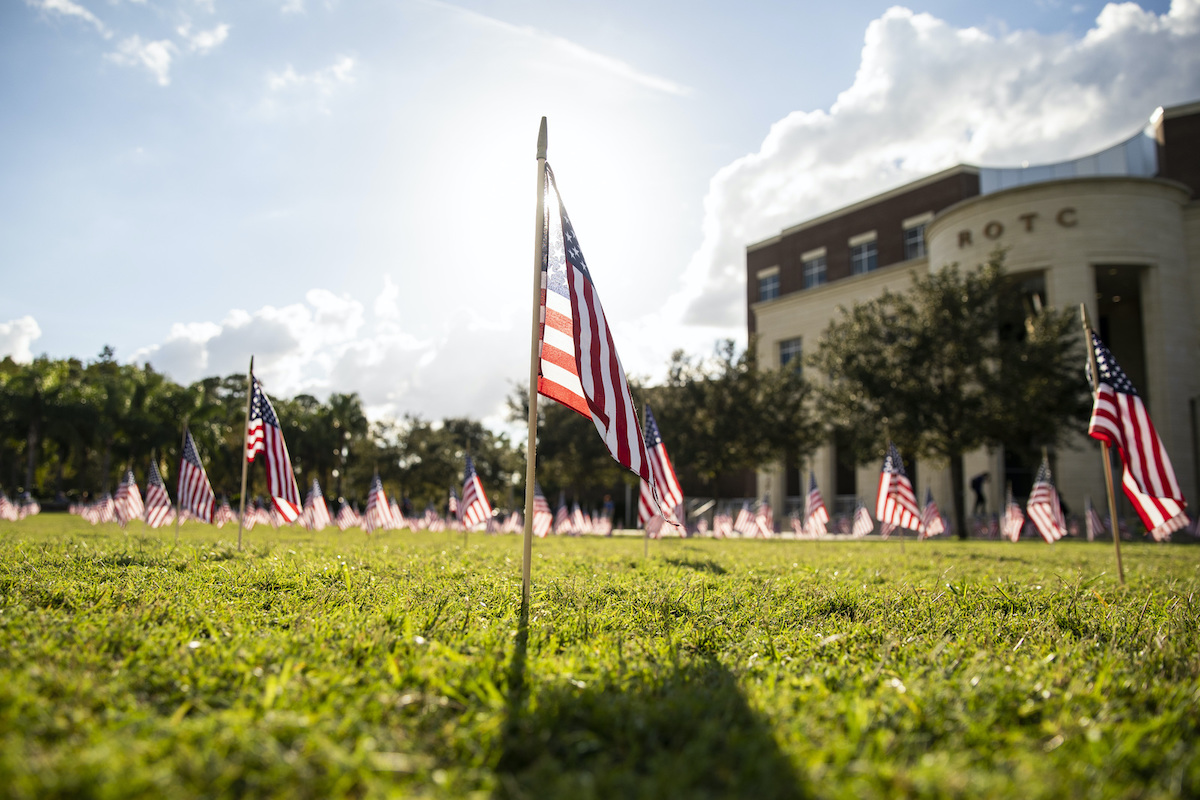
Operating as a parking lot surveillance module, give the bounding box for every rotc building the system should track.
[747,100,1200,527]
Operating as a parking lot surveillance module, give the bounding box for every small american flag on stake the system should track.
[1027,458,1067,543]
[246,378,302,523]
[1088,331,1185,508]
[638,405,683,528]
[920,488,945,539]
[460,456,492,529]
[179,430,215,524]
[144,459,173,529]
[113,470,144,528]
[1002,485,1025,542]
[852,502,874,538]
[875,443,923,535]
[364,475,391,533]
[304,478,331,531]
[532,481,553,538]
[536,163,654,489]
[804,472,829,538]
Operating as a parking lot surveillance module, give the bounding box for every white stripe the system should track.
[544,288,572,317]
[540,360,586,399]
[542,326,576,359]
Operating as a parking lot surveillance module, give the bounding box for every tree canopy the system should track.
[809,256,1091,538]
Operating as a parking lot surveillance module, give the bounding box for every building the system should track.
[747,100,1200,529]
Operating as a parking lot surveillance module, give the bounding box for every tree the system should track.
[647,340,823,499]
[507,384,640,516]
[808,256,1090,539]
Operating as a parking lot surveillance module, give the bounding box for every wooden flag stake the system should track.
[237,356,254,552]
[520,117,549,609]
[1080,305,1125,586]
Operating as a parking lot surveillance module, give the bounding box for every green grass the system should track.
[1,516,1198,799]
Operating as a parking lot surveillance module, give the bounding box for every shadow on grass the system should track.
[663,557,728,576]
[496,609,807,799]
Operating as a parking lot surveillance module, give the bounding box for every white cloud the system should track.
[264,55,356,114]
[374,275,401,321]
[280,0,304,14]
[176,21,230,54]
[677,0,1200,327]
[131,283,522,422]
[420,0,692,97]
[107,35,177,86]
[0,317,43,364]
[25,0,111,39]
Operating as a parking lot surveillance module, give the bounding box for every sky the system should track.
[3,0,1199,433]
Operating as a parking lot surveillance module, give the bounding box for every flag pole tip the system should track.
[537,117,547,160]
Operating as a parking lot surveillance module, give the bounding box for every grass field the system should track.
[0,516,1197,799]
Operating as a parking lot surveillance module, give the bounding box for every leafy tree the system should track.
[808,256,1090,539]
[647,340,823,499]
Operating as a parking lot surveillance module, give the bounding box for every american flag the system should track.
[1084,496,1102,542]
[1001,486,1025,541]
[364,475,392,533]
[1088,331,1185,506]
[304,478,331,531]
[804,472,829,537]
[94,494,115,525]
[637,405,684,527]
[852,503,874,538]
[755,497,774,538]
[1122,468,1188,541]
[1027,459,1067,542]
[536,164,653,488]
[389,497,403,530]
[179,430,215,524]
[879,522,896,539]
[0,491,15,522]
[733,501,756,537]
[570,502,587,535]
[532,482,553,538]
[336,502,362,531]
[920,487,945,539]
[448,488,458,517]
[113,470,144,527]
[144,458,173,529]
[213,496,237,528]
[246,378,302,523]
[875,443,924,534]
[551,492,568,534]
[459,456,492,529]
[243,499,259,530]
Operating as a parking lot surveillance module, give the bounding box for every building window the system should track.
[758,271,780,302]
[851,241,878,274]
[903,223,927,259]
[779,337,802,371]
[802,255,826,288]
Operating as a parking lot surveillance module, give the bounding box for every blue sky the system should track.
[2,0,1196,428]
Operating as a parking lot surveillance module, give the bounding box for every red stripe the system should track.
[544,306,573,336]
[540,341,578,375]
[538,376,590,418]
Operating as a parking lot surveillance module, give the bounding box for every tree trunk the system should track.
[24,423,39,495]
[101,444,112,494]
[950,452,967,540]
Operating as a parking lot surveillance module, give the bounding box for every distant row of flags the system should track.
[0,491,40,521]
